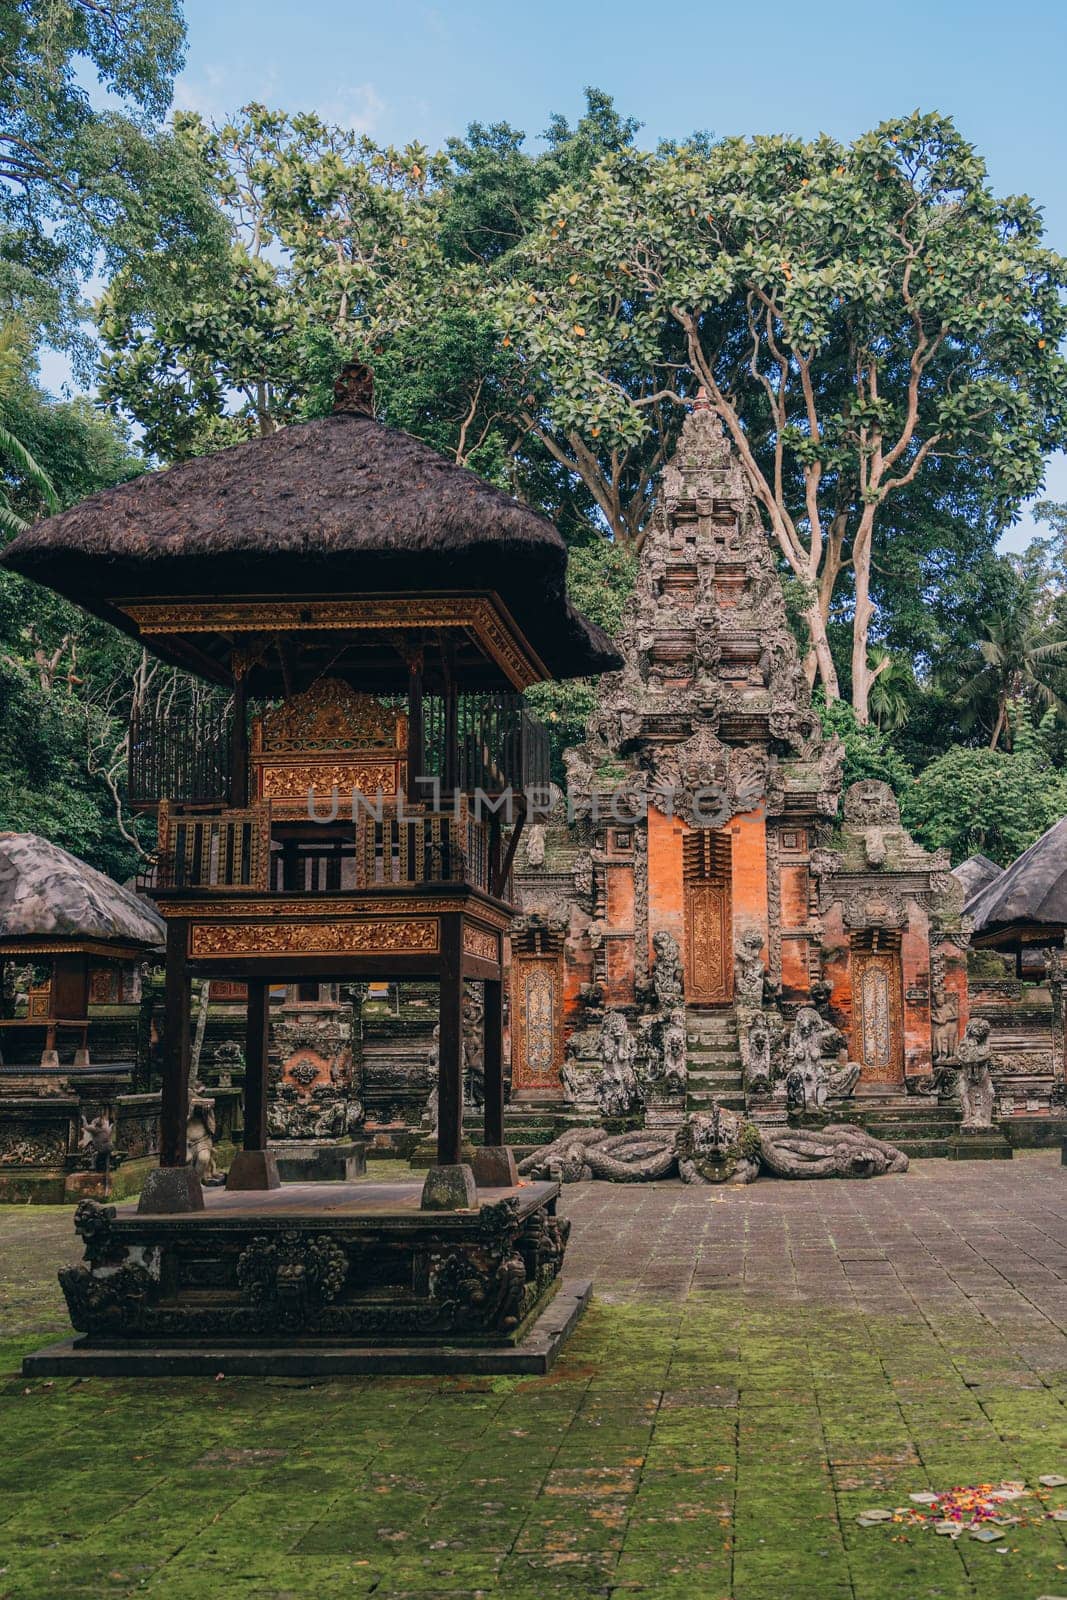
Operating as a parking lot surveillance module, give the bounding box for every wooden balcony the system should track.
[149,799,506,901]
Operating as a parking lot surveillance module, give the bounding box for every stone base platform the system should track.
[23,1278,591,1378]
[270,1139,367,1183]
[46,1179,572,1361]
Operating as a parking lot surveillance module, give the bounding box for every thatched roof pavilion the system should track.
[0,833,164,957]
[0,832,164,953]
[968,817,1067,954]
[0,371,620,694]
[952,853,1003,909]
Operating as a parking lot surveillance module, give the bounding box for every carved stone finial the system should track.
[691,386,711,412]
[332,361,375,417]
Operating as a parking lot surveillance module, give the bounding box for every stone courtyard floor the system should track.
[7,1155,1067,1597]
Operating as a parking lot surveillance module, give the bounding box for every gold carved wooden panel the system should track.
[852,950,904,1083]
[511,958,563,1091]
[685,883,732,1005]
[462,924,499,964]
[259,761,398,802]
[189,919,439,959]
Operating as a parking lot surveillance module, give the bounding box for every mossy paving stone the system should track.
[12,1158,1067,1593]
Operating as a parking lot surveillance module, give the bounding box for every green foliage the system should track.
[0,1,222,363]
[817,695,913,798]
[525,540,637,780]
[500,111,1067,717]
[903,709,1067,864]
[0,346,146,878]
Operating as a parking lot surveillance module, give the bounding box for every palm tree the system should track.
[957,573,1067,750]
[0,323,59,537]
[867,648,915,732]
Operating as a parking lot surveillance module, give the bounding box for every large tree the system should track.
[0,0,222,361]
[501,113,1067,719]
[97,90,688,539]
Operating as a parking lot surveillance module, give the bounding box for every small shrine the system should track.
[513,400,969,1149]
[5,364,617,1373]
[0,832,165,1200]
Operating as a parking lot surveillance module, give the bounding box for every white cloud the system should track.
[316,81,385,135]
[171,62,280,123]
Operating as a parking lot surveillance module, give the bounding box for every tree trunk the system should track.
[850,510,877,723]
[806,599,840,702]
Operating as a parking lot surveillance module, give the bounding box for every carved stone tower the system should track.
[513,400,966,1116]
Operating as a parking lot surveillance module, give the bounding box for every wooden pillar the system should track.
[226,975,280,1190]
[159,919,191,1167]
[229,672,249,807]
[406,649,424,806]
[436,915,464,1167]
[443,646,459,800]
[244,978,270,1152]
[483,977,504,1147]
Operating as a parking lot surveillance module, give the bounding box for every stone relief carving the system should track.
[734,928,766,1009]
[784,1006,861,1111]
[651,929,684,1010]
[958,1019,995,1129]
[740,1010,773,1097]
[930,985,960,1064]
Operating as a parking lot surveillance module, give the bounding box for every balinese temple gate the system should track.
[4,365,618,1371]
[513,398,970,1142]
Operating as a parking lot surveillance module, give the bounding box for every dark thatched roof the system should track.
[0,413,621,682]
[968,818,1067,941]
[0,833,164,951]
[952,853,1003,909]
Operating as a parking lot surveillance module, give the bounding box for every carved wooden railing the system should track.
[129,693,232,809]
[151,801,495,896]
[155,803,271,891]
[423,692,550,797]
[358,801,489,891]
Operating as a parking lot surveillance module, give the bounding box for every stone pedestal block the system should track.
[472,1145,518,1187]
[225,1150,281,1191]
[271,1140,367,1183]
[138,1166,205,1213]
[948,1127,1013,1161]
[420,1162,477,1210]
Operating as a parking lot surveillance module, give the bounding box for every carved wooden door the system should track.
[683,831,733,1006]
[511,957,564,1092]
[851,948,904,1084]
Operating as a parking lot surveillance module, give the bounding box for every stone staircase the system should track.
[685,1010,746,1113]
[795,1098,963,1159]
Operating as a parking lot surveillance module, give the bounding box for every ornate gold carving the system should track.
[512,958,563,1091]
[158,896,512,928]
[260,762,397,801]
[463,924,499,963]
[189,919,440,959]
[256,679,403,753]
[852,949,904,1083]
[118,596,544,688]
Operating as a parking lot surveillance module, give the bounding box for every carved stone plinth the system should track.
[421,1162,477,1211]
[947,1127,1013,1161]
[138,1166,205,1214]
[52,1183,570,1353]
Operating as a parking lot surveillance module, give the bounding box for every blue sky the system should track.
[51,0,1067,542]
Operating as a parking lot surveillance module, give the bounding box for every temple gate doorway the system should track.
[683,830,733,1007]
[850,933,905,1087]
